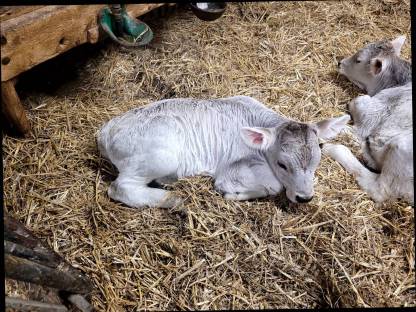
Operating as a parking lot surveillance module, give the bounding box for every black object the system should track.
[190,2,227,21]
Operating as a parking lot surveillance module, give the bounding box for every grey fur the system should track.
[338,36,411,95]
[325,35,413,204]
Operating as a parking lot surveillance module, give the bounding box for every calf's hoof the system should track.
[321,143,346,159]
[224,192,241,201]
[159,194,184,208]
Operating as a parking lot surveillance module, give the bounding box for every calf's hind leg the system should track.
[108,143,183,208]
[108,175,183,209]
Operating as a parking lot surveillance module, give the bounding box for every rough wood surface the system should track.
[5,254,93,294]
[0,6,44,22]
[4,214,94,295]
[4,213,41,247]
[1,80,31,135]
[4,227,39,249]
[66,294,94,312]
[4,240,62,268]
[4,214,53,251]
[1,4,165,82]
[5,296,68,312]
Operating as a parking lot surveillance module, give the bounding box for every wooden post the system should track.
[1,80,31,136]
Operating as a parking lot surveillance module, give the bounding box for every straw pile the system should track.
[4,1,413,309]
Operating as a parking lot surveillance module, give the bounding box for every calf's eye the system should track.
[278,162,287,170]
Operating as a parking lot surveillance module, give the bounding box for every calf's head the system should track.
[338,36,407,95]
[241,115,350,203]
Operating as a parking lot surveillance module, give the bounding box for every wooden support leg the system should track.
[1,79,31,136]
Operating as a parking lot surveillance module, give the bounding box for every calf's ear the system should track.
[391,35,406,56]
[312,114,350,140]
[370,57,388,76]
[240,127,276,150]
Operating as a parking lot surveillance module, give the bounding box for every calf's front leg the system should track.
[214,160,283,201]
[322,143,389,202]
[223,189,270,201]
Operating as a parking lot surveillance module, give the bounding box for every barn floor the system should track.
[3,1,414,310]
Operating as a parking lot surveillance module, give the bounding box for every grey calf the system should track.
[325,36,413,204]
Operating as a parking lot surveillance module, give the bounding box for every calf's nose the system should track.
[336,57,343,67]
[295,195,313,203]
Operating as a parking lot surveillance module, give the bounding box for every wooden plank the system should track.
[5,254,93,294]
[0,6,45,22]
[1,4,165,82]
[4,227,39,249]
[6,297,68,312]
[4,214,94,294]
[4,213,45,249]
[66,294,94,312]
[4,240,62,268]
[127,3,168,19]
[1,80,31,135]
[1,5,104,82]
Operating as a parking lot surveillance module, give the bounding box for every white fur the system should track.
[323,83,413,204]
[98,96,348,208]
[391,35,406,56]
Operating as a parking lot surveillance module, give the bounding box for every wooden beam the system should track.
[5,297,68,312]
[4,227,39,249]
[65,294,94,312]
[0,6,44,22]
[4,213,52,250]
[4,240,62,268]
[1,80,31,136]
[5,254,93,294]
[1,4,166,82]
[4,214,94,290]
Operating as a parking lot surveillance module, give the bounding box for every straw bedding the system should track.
[3,1,413,309]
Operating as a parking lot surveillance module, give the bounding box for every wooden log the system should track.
[5,254,93,294]
[66,294,94,312]
[4,226,39,249]
[4,240,62,268]
[5,297,68,312]
[4,214,61,260]
[4,213,37,238]
[4,215,94,293]
[1,80,31,136]
[4,215,95,309]
[0,6,44,22]
[1,4,165,82]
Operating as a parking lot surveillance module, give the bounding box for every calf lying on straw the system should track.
[323,36,413,204]
[98,96,349,208]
